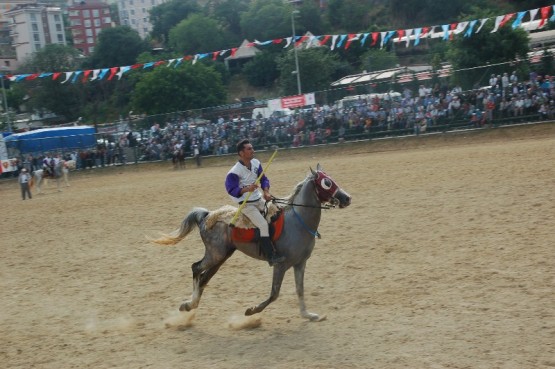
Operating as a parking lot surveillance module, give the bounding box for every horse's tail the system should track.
[149,207,209,246]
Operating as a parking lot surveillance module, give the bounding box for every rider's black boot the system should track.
[259,237,285,267]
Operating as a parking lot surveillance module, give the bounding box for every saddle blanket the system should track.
[204,204,284,243]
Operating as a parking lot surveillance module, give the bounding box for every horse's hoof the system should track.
[245,307,256,316]
[179,303,191,312]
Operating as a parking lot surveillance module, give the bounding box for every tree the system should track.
[446,23,530,89]
[87,26,149,68]
[277,47,347,95]
[150,0,200,44]
[240,0,292,41]
[17,44,87,122]
[130,63,226,115]
[208,0,250,38]
[243,52,280,88]
[168,14,228,55]
[360,49,399,73]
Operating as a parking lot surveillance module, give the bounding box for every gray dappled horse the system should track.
[152,164,351,321]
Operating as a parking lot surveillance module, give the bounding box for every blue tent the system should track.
[4,126,96,154]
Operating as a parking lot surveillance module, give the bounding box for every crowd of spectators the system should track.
[119,69,553,160]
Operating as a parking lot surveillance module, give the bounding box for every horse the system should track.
[172,148,185,170]
[32,160,73,193]
[151,164,352,321]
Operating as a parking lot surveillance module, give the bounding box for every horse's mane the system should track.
[281,174,313,207]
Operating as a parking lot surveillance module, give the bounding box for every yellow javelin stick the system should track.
[230,149,278,227]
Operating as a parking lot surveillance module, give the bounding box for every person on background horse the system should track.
[225,139,285,266]
[42,153,54,176]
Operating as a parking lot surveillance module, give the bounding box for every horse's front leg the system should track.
[294,261,325,321]
[245,266,286,316]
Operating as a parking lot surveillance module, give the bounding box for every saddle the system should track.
[231,211,284,243]
[204,203,285,243]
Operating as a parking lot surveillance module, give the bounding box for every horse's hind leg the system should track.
[245,267,287,316]
[179,251,234,312]
[294,261,324,321]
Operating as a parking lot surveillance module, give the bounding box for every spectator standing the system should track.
[18,168,32,200]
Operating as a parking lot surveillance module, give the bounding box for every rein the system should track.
[271,197,335,210]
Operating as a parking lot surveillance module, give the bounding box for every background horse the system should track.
[172,148,185,169]
[151,164,351,321]
[32,160,68,193]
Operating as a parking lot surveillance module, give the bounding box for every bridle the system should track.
[270,171,340,210]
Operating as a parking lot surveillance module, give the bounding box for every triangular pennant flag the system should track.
[131,64,142,69]
[442,24,450,40]
[98,68,110,80]
[39,72,53,78]
[491,15,505,33]
[319,35,331,46]
[330,34,339,50]
[414,28,422,46]
[404,29,413,47]
[360,33,370,47]
[529,8,539,24]
[382,31,395,47]
[52,72,62,81]
[71,71,82,83]
[107,67,118,81]
[15,74,31,82]
[455,21,468,34]
[283,37,292,48]
[90,69,100,81]
[212,51,219,60]
[230,48,238,57]
[539,6,551,27]
[550,5,555,22]
[272,38,283,44]
[116,66,131,79]
[396,29,405,43]
[154,61,165,67]
[449,23,457,40]
[371,32,379,46]
[345,33,360,49]
[512,11,527,29]
[174,57,184,68]
[167,59,176,67]
[143,62,155,69]
[498,13,515,29]
[476,18,489,33]
[465,20,478,37]
[25,73,39,81]
[335,34,348,48]
[82,70,92,82]
[421,27,431,38]
[61,72,73,84]
[380,31,387,48]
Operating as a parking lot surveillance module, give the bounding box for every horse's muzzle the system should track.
[335,190,351,208]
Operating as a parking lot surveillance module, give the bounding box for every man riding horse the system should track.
[225,139,285,266]
[42,153,54,177]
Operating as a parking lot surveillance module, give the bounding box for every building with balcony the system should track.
[67,0,113,55]
[116,0,166,39]
[5,3,66,62]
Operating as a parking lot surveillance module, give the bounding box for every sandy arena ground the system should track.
[1,123,554,369]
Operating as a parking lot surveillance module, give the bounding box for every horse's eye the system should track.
[321,178,332,190]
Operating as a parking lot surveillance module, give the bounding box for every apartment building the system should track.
[5,3,66,62]
[117,0,166,39]
[67,0,113,55]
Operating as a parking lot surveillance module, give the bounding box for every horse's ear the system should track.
[316,163,322,172]
[310,166,316,175]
